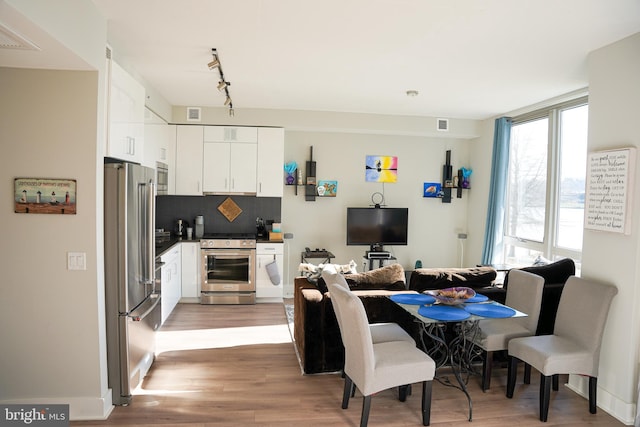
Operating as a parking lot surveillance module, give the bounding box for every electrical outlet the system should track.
[68,252,86,270]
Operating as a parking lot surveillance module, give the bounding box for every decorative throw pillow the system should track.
[344,263,406,291]
[299,261,358,294]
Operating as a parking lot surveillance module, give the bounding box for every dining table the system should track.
[389,291,527,422]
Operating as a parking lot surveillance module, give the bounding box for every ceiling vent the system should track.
[0,23,39,50]
[437,118,449,132]
[186,107,201,122]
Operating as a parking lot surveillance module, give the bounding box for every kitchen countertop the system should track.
[156,237,284,257]
[156,238,198,256]
[257,239,284,243]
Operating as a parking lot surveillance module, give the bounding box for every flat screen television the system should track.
[346,207,408,251]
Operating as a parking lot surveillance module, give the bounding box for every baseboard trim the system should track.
[1,389,114,421]
[566,374,635,425]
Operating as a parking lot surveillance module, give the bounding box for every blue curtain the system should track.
[481,117,512,265]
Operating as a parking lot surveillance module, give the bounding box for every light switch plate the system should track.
[68,252,86,270]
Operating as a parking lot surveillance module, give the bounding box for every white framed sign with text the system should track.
[585,147,636,234]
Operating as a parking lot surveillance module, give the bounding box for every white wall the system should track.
[171,106,483,295]
[0,68,111,419]
[281,131,472,286]
[571,32,640,425]
[465,119,496,265]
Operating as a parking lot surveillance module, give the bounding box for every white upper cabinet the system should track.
[203,126,258,143]
[175,125,203,195]
[166,125,177,195]
[202,126,257,194]
[107,60,145,163]
[256,128,284,197]
[172,125,284,197]
[143,108,170,167]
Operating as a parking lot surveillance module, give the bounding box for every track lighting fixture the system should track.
[208,48,234,115]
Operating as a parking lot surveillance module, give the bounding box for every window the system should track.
[502,98,588,269]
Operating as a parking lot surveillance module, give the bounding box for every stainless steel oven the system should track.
[200,235,256,304]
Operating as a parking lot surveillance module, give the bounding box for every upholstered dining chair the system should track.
[321,270,415,345]
[474,269,545,391]
[506,276,618,422]
[326,276,436,427]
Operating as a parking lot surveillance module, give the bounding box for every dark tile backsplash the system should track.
[156,195,281,236]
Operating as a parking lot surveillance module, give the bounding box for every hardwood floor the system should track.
[72,303,624,426]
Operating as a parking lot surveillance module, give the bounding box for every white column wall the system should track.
[571,32,640,425]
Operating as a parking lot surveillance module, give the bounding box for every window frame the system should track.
[502,96,588,266]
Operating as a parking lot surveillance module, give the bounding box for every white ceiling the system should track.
[5,0,640,120]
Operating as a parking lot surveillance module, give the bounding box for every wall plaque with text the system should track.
[585,148,635,234]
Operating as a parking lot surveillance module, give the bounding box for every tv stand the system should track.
[368,243,384,252]
[364,250,396,271]
[366,251,392,259]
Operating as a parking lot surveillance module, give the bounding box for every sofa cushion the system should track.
[503,258,575,335]
[503,258,575,288]
[344,264,406,291]
[409,267,497,292]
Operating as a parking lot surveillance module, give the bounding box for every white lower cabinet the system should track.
[180,242,201,302]
[256,243,284,302]
[160,245,182,325]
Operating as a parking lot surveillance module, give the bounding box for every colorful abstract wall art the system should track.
[365,155,398,183]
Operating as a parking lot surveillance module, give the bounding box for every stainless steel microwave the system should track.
[156,162,168,195]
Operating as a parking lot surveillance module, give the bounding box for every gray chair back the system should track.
[505,269,545,334]
[553,276,618,375]
[328,282,375,388]
[322,270,350,333]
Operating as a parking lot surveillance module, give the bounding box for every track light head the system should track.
[224,95,232,107]
[217,81,228,91]
[208,58,220,70]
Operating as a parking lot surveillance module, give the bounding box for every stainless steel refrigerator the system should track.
[104,161,161,406]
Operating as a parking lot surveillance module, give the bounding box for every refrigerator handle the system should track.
[128,293,161,322]
[142,179,156,285]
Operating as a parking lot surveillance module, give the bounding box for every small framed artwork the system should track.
[365,155,398,183]
[423,182,443,198]
[317,180,338,197]
[14,178,77,214]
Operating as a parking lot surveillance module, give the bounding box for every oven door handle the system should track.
[205,253,252,260]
